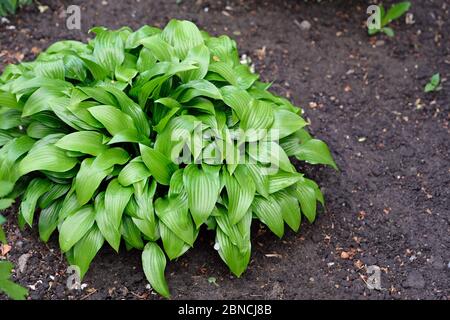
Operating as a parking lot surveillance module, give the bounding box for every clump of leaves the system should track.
[0,200,28,300]
[424,73,441,93]
[368,1,411,37]
[0,20,336,297]
[0,0,32,17]
[0,261,28,300]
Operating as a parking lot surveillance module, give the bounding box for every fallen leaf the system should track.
[0,243,12,256]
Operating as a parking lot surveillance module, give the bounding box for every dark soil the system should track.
[0,0,449,300]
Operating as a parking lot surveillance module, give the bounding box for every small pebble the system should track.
[299,20,311,31]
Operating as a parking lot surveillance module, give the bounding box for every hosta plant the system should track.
[0,0,32,17]
[0,20,336,298]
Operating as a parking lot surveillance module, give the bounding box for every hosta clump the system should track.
[0,20,336,297]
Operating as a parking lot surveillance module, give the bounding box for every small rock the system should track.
[375,40,385,47]
[17,253,31,274]
[340,251,350,259]
[15,241,23,249]
[299,20,311,31]
[403,270,425,289]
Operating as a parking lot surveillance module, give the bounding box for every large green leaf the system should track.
[142,242,170,298]
[55,131,108,156]
[295,138,337,169]
[20,178,52,226]
[0,261,28,300]
[216,228,250,277]
[118,157,151,186]
[105,179,133,229]
[140,144,177,185]
[224,166,255,224]
[95,192,121,252]
[75,158,113,206]
[161,19,204,59]
[59,206,96,252]
[88,105,136,136]
[19,144,78,175]
[155,194,195,246]
[252,196,284,238]
[183,164,221,227]
[91,28,125,74]
[72,224,104,278]
[38,200,62,242]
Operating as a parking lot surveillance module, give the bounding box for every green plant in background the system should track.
[368,1,411,37]
[0,0,32,17]
[0,19,336,298]
[0,261,28,300]
[424,73,441,93]
[0,200,28,300]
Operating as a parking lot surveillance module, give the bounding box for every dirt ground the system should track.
[0,0,449,300]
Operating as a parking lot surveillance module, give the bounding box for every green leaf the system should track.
[88,105,136,136]
[216,228,250,277]
[142,242,170,298]
[159,222,190,260]
[19,144,78,176]
[382,27,395,37]
[73,224,104,278]
[430,73,440,86]
[268,171,303,194]
[140,144,177,185]
[215,206,251,254]
[294,180,317,223]
[273,190,301,232]
[118,157,151,186]
[208,62,258,89]
[38,183,70,209]
[91,28,125,74]
[220,86,252,119]
[105,179,133,229]
[224,166,255,224]
[246,164,269,198]
[183,164,221,227]
[240,100,274,138]
[161,19,204,59]
[0,261,28,300]
[174,79,223,103]
[120,216,143,250]
[34,59,65,80]
[269,109,307,139]
[55,131,108,156]
[252,196,284,238]
[20,178,52,226]
[0,109,22,130]
[295,139,337,169]
[75,158,113,206]
[38,200,62,242]
[383,2,411,25]
[155,194,195,246]
[22,87,67,117]
[424,83,435,93]
[179,44,210,82]
[95,192,121,252]
[93,147,129,170]
[140,35,177,62]
[0,198,15,210]
[59,206,96,252]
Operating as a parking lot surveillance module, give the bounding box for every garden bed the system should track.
[0,0,449,299]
